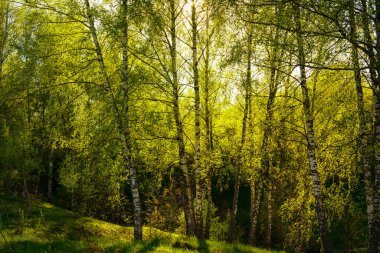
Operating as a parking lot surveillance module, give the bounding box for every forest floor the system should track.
[0,195,284,253]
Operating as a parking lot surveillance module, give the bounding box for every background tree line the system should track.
[0,0,379,252]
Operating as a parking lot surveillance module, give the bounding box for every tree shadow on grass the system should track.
[137,238,161,253]
[0,238,162,253]
[105,237,161,253]
[198,239,210,253]
[231,245,258,253]
[0,239,84,253]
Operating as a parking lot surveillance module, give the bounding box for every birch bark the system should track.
[293,4,331,252]
[348,2,376,252]
[169,0,195,235]
[85,0,143,240]
[191,0,203,238]
[228,28,253,242]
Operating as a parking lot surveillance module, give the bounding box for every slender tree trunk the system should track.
[360,0,378,88]
[349,2,377,252]
[204,2,213,239]
[373,2,380,252]
[191,0,203,239]
[247,47,256,244]
[249,183,261,245]
[23,25,32,213]
[85,0,142,240]
[173,94,195,237]
[247,88,257,244]
[35,169,40,195]
[293,4,331,253]
[249,72,277,245]
[249,29,279,246]
[204,169,212,239]
[361,0,380,251]
[266,177,272,248]
[373,93,380,240]
[23,176,32,211]
[47,148,53,203]
[228,28,253,242]
[249,175,256,239]
[121,0,142,240]
[169,0,195,236]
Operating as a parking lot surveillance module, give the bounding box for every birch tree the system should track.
[249,23,283,247]
[191,0,203,238]
[228,25,253,242]
[293,3,331,252]
[348,1,377,251]
[84,0,143,240]
[133,0,197,235]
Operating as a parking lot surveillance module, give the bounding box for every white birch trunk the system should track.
[293,4,331,252]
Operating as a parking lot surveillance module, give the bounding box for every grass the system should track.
[0,195,284,253]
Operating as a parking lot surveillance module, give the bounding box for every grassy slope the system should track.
[0,195,284,253]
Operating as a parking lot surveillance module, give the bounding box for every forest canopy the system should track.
[0,0,379,252]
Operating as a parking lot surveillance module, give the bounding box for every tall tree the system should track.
[360,1,380,251]
[169,0,196,235]
[191,0,203,238]
[130,0,197,235]
[121,0,143,241]
[228,25,253,242]
[203,0,214,239]
[348,1,377,251]
[249,23,282,246]
[84,0,142,240]
[293,3,331,252]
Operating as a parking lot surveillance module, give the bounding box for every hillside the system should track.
[0,195,283,253]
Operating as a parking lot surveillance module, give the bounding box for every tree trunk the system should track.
[266,177,272,249]
[173,97,195,236]
[85,0,142,240]
[204,169,212,239]
[247,42,256,244]
[373,2,380,252]
[169,0,195,236]
[47,148,53,203]
[349,1,377,252]
[247,56,256,245]
[121,0,142,240]
[191,0,203,239]
[360,0,380,251]
[293,4,331,253]
[373,94,380,247]
[204,2,213,239]
[228,28,252,242]
[249,28,279,246]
